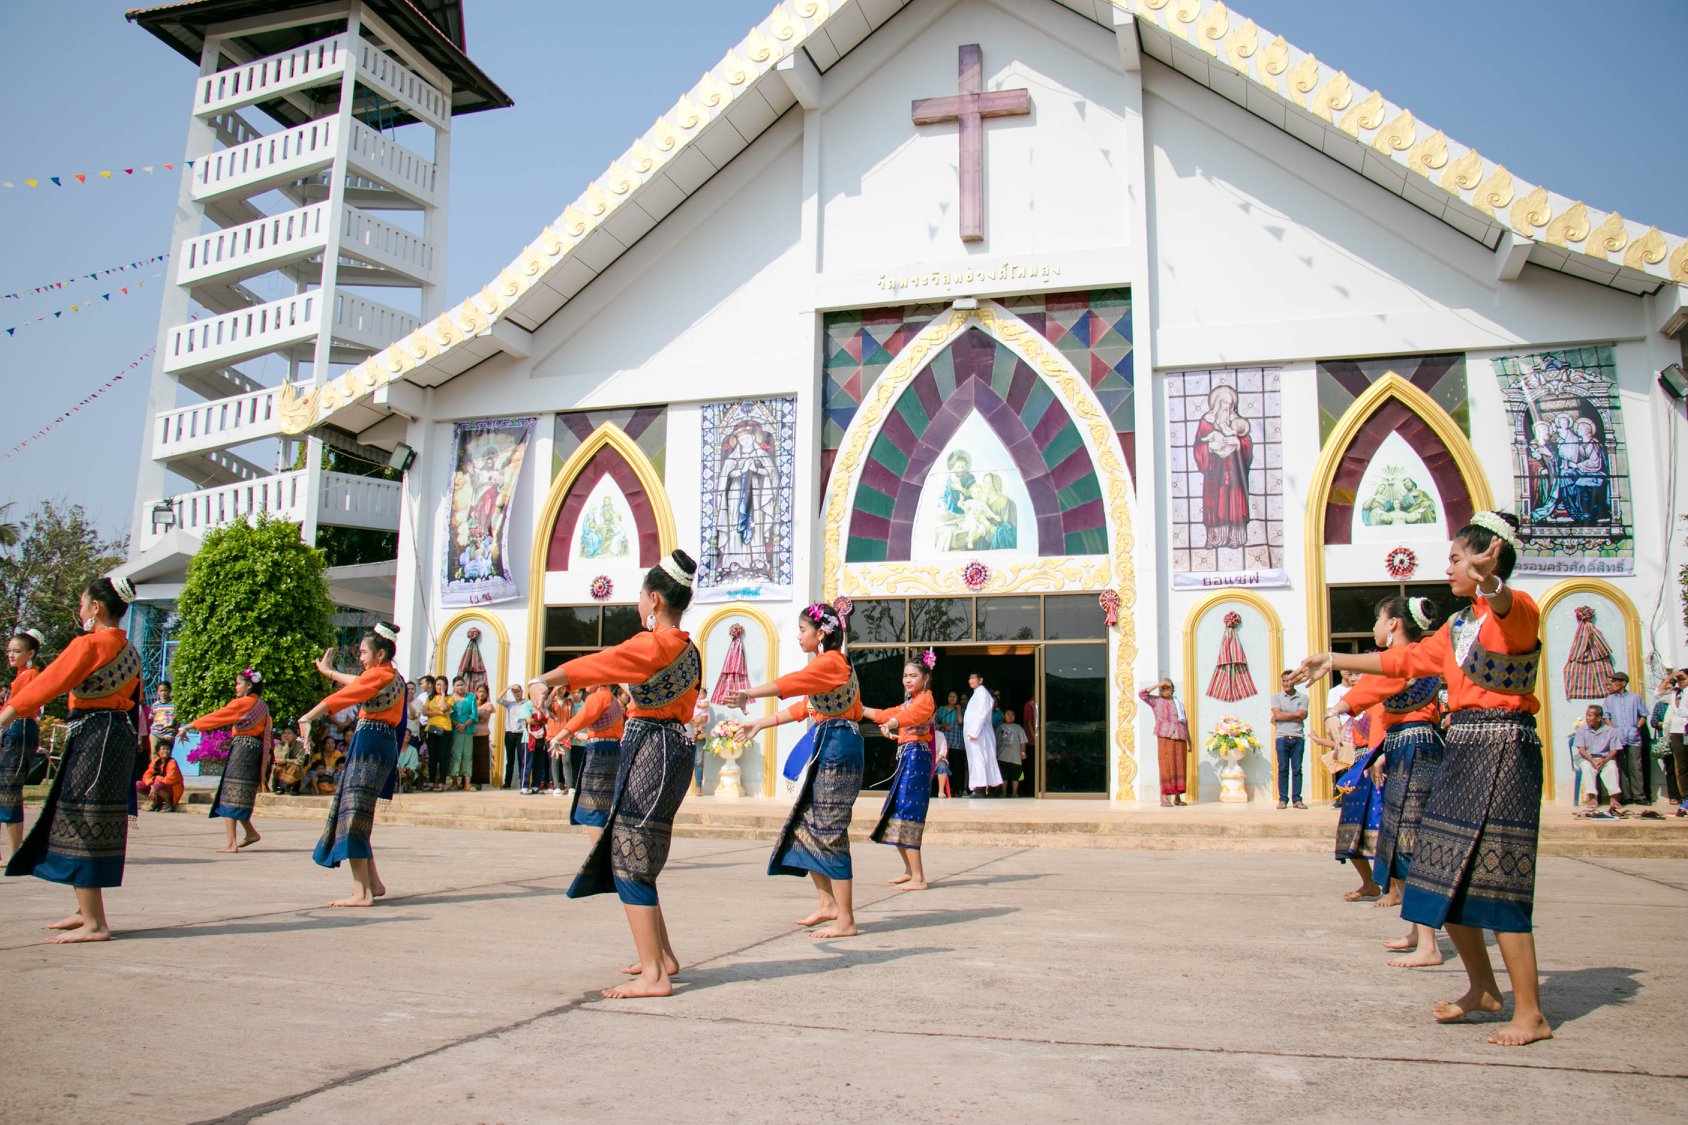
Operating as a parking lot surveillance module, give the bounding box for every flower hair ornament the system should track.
[805,603,838,635]
[239,667,262,684]
[18,627,44,646]
[1468,511,1523,551]
[1408,598,1433,631]
[374,623,398,642]
[921,648,937,670]
[112,576,136,603]
[659,555,694,588]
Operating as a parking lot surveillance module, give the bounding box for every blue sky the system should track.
[2,0,1685,540]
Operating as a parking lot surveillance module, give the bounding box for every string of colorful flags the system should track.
[2,253,169,302]
[2,346,157,460]
[4,276,164,338]
[2,162,191,189]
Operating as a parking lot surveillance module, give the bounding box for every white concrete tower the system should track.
[121,0,508,606]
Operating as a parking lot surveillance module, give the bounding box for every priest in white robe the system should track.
[963,674,1004,796]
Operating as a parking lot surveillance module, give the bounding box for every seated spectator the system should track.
[269,727,306,794]
[305,738,346,795]
[136,743,184,812]
[396,738,422,794]
[1575,704,1626,818]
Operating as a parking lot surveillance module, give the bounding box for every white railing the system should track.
[164,293,319,374]
[192,117,338,203]
[346,118,436,205]
[318,471,402,530]
[354,39,448,130]
[159,471,309,544]
[333,291,419,352]
[152,383,295,459]
[340,205,435,281]
[195,34,349,117]
[178,203,330,286]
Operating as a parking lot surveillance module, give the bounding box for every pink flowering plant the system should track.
[704,719,745,757]
[1201,716,1261,759]
[186,727,232,764]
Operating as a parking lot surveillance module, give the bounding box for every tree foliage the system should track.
[0,499,127,664]
[171,515,335,727]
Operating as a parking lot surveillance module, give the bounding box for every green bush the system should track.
[171,516,335,727]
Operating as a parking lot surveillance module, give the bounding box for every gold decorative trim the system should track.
[1532,578,1645,803]
[818,301,1138,798]
[434,610,511,784]
[1300,373,1493,802]
[1180,589,1284,804]
[842,558,1112,597]
[525,423,677,682]
[697,605,781,796]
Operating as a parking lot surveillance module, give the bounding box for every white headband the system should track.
[112,576,136,604]
[17,627,44,646]
[1408,598,1433,631]
[373,623,397,642]
[1467,512,1522,551]
[659,556,694,588]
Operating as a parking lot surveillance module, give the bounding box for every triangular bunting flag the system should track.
[74,173,86,184]
[23,179,37,187]
[142,166,154,173]
[49,177,61,186]
[124,169,133,175]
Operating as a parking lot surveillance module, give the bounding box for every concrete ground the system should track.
[2,812,1683,1124]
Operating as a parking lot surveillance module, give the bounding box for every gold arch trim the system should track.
[525,423,676,682]
[1180,589,1284,804]
[818,301,1139,798]
[697,604,781,797]
[1301,373,1493,800]
[433,610,511,785]
[1533,577,1645,802]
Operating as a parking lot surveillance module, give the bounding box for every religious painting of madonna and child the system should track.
[911,411,1035,558]
[571,477,635,562]
[1492,346,1633,576]
[697,397,796,602]
[440,416,534,607]
[1164,368,1288,589]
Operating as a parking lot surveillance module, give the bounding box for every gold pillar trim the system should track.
[818,300,1138,798]
[696,604,782,797]
[1532,578,1645,803]
[1180,589,1284,804]
[525,422,677,682]
[433,610,511,786]
[1301,373,1494,800]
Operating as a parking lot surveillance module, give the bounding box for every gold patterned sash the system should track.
[73,643,141,703]
[630,643,701,710]
[809,670,861,719]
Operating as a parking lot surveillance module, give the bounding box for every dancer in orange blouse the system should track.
[560,685,624,843]
[188,668,272,853]
[1,577,141,944]
[862,649,939,890]
[0,627,45,858]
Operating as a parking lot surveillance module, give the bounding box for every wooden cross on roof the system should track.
[911,44,1030,243]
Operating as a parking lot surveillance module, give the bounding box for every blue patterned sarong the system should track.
[210,733,264,820]
[769,718,863,879]
[1402,709,1541,934]
[870,741,932,850]
[568,737,621,828]
[313,719,396,868]
[1334,748,1384,862]
[0,717,41,823]
[569,719,693,905]
[6,710,135,887]
[1373,721,1445,884]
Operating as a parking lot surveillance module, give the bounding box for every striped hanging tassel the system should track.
[1206,611,1258,702]
[711,623,751,705]
[1562,605,1616,700]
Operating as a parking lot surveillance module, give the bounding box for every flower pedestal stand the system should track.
[1218,748,1249,803]
[715,745,744,800]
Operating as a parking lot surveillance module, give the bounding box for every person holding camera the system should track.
[1657,670,1688,816]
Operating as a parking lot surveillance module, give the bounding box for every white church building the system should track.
[130,0,1688,804]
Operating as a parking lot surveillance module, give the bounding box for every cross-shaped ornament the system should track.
[911,44,1031,243]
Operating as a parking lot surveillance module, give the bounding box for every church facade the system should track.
[278,0,1688,803]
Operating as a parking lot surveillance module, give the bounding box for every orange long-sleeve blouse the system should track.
[5,666,42,719]
[321,664,406,725]
[864,690,935,743]
[1378,592,1541,714]
[557,628,699,722]
[776,650,863,723]
[189,694,271,737]
[6,629,138,714]
[1340,673,1441,731]
[563,687,625,741]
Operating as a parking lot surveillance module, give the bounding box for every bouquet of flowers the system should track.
[704,719,745,757]
[1201,716,1260,759]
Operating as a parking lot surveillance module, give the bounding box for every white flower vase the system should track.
[1218,748,1249,803]
[715,743,744,800]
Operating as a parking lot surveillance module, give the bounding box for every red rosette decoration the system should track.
[962,561,990,591]
[1384,547,1417,579]
[1098,589,1121,627]
[729,622,746,639]
[589,575,613,602]
[1222,610,1242,628]
[1574,605,1594,623]
[832,596,853,620]
[466,626,481,641]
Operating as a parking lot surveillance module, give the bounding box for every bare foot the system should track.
[811,922,860,939]
[794,908,837,928]
[326,895,375,908]
[45,913,84,931]
[238,832,261,849]
[1382,936,1414,951]
[601,976,673,999]
[894,881,929,892]
[373,882,387,898]
[1487,1014,1553,1046]
[1344,884,1382,901]
[1374,892,1402,909]
[620,957,681,977]
[1388,948,1445,968]
[45,925,112,944]
[888,873,912,885]
[215,845,240,854]
[1432,988,1504,1023]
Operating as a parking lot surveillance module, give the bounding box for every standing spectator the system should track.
[1652,680,1679,806]
[1021,694,1038,792]
[423,676,453,791]
[519,681,549,794]
[1658,670,1688,816]
[1138,678,1190,807]
[1574,704,1626,818]
[1601,672,1648,805]
[496,682,525,788]
[995,709,1028,797]
[963,673,1003,798]
[409,675,433,779]
[136,741,184,812]
[935,691,964,772]
[688,698,712,795]
[1271,671,1308,810]
[448,676,476,791]
[149,681,177,754]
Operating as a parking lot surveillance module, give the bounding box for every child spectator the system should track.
[995,709,1028,797]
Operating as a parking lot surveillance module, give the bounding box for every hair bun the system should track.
[668,549,697,575]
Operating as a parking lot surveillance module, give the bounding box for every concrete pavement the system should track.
[1,812,1683,1123]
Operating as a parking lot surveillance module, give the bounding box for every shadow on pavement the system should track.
[391,883,568,908]
[1542,965,1644,1026]
[674,945,949,992]
[120,912,423,940]
[923,873,1048,889]
[857,906,1017,934]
